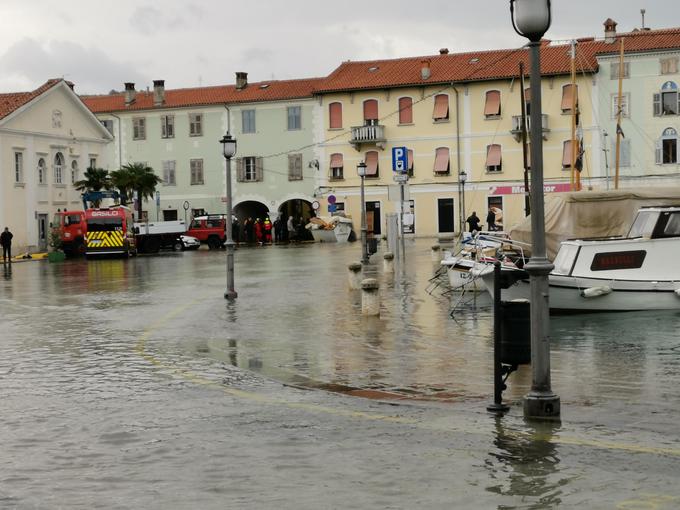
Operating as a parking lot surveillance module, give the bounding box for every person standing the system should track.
[287,216,296,242]
[254,218,263,245]
[466,212,481,233]
[273,217,281,243]
[1,227,13,263]
[263,217,272,244]
[486,207,497,231]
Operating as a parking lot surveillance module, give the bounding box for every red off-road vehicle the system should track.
[185,215,226,249]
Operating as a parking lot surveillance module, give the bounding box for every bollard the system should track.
[348,262,363,290]
[431,244,441,261]
[383,252,394,273]
[361,278,380,315]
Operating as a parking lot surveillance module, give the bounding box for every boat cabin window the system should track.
[552,244,579,275]
[628,211,658,238]
[661,211,680,237]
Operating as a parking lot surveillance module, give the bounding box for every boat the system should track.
[476,206,680,312]
[307,216,354,243]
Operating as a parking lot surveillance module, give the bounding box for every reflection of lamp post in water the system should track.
[220,132,237,300]
[357,160,369,264]
[510,0,560,420]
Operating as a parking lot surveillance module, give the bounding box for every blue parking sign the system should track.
[391,146,408,174]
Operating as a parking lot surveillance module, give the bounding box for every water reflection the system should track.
[485,418,567,509]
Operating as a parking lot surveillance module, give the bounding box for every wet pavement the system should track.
[1,240,679,509]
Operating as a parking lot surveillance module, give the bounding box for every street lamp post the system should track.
[459,170,467,235]
[510,0,560,420]
[220,132,238,300]
[357,161,369,264]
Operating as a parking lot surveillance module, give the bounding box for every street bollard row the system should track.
[383,252,394,273]
[361,278,380,316]
[347,262,363,290]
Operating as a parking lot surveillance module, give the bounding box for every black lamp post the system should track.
[357,160,369,264]
[220,132,237,300]
[510,0,560,420]
[459,169,467,235]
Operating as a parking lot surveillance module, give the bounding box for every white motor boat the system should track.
[477,207,680,312]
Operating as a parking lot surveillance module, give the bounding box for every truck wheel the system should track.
[208,236,220,250]
[173,241,184,251]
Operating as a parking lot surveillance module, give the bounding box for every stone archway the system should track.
[234,200,270,244]
[277,199,314,242]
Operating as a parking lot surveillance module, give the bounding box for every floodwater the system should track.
[1,240,679,509]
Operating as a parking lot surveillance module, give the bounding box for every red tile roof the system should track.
[315,27,680,93]
[82,77,325,113]
[0,79,64,120]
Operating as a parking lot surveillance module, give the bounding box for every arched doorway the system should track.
[234,200,270,244]
[278,199,314,242]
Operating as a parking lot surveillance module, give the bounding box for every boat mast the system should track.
[570,40,580,191]
[614,37,625,190]
[519,61,531,216]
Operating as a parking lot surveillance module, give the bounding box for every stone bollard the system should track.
[348,262,363,290]
[431,244,442,261]
[383,252,394,273]
[361,278,380,316]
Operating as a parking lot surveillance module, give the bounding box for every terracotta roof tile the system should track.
[82,77,325,113]
[0,79,63,120]
[315,27,680,93]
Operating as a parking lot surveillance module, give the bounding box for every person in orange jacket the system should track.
[254,218,263,245]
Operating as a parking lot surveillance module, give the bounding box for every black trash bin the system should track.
[500,299,531,365]
[367,237,378,255]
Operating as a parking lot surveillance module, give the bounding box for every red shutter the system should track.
[562,140,573,167]
[330,153,343,168]
[486,144,502,167]
[399,97,413,124]
[433,147,450,173]
[407,149,414,171]
[433,94,449,120]
[363,99,378,121]
[484,90,501,116]
[365,151,379,176]
[329,102,342,129]
[561,84,577,112]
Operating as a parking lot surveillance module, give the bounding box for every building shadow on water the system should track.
[484,417,568,509]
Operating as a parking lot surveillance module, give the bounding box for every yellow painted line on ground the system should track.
[135,300,680,457]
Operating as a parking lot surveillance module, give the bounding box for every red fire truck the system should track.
[84,206,136,257]
[52,210,87,255]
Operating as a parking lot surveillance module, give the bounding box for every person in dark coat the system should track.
[232,217,240,246]
[466,212,481,233]
[486,207,497,231]
[273,217,282,243]
[1,227,13,263]
[244,218,254,244]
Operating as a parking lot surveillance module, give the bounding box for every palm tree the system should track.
[73,167,111,207]
[116,163,162,220]
[109,167,134,206]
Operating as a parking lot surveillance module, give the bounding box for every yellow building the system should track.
[314,42,599,237]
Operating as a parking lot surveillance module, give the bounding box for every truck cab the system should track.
[185,215,226,249]
[52,210,87,255]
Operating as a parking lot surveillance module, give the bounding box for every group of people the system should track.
[233,216,305,245]
[465,208,500,233]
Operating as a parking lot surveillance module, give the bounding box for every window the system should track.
[163,210,178,222]
[54,152,64,184]
[288,153,303,181]
[365,151,379,178]
[561,84,578,113]
[657,127,678,164]
[242,109,256,133]
[287,106,301,130]
[653,81,679,116]
[71,160,78,184]
[611,93,630,118]
[191,208,206,219]
[100,119,114,135]
[407,149,414,177]
[363,99,378,125]
[89,157,97,169]
[190,159,204,185]
[161,115,174,138]
[330,153,343,180]
[133,117,146,140]
[14,152,23,183]
[660,57,679,75]
[398,97,413,124]
[237,156,263,182]
[189,113,203,136]
[433,94,449,121]
[433,147,450,174]
[611,62,630,80]
[484,90,501,118]
[524,88,531,115]
[485,144,502,172]
[162,160,176,185]
[329,102,342,129]
[612,139,631,167]
[37,158,46,185]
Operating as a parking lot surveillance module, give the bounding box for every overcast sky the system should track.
[0,0,678,95]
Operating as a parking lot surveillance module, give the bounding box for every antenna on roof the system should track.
[640,9,646,30]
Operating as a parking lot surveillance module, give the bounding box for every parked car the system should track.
[185,215,226,249]
[175,235,201,251]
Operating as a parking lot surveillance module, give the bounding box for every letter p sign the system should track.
[392,146,408,174]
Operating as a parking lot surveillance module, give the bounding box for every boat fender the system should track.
[674,288,680,298]
[580,286,612,298]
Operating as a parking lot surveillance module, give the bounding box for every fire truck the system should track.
[85,206,136,257]
[52,209,87,255]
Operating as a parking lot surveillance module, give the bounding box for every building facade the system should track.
[0,79,113,253]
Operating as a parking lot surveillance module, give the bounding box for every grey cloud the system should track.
[0,38,148,94]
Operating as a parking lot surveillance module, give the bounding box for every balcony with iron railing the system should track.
[510,114,549,141]
[350,124,386,150]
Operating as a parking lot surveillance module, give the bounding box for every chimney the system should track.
[439,48,449,55]
[124,82,136,105]
[153,79,165,105]
[421,59,431,80]
[235,72,248,90]
[604,18,618,43]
